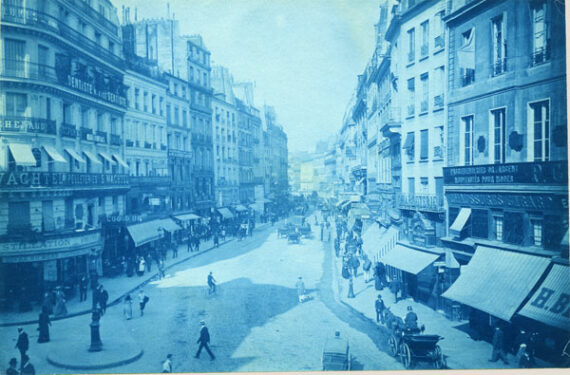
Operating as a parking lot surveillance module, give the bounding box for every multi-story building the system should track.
[263,105,289,201]
[211,66,239,207]
[440,0,568,355]
[0,0,129,305]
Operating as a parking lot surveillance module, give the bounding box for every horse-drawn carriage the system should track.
[287,230,301,244]
[278,225,292,238]
[384,309,445,369]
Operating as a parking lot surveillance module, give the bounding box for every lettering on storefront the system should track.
[0,172,129,188]
[530,287,570,318]
[446,192,568,210]
[0,233,100,253]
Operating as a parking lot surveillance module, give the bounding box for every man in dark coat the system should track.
[92,283,100,310]
[15,327,29,368]
[20,355,34,375]
[6,358,18,375]
[79,275,88,302]
[489,325,509,364]
[195,321,215,360]
[404,306,418,331]
[99,286,109,315]
[375,295,385,324]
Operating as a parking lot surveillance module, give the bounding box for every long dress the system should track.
[123,296,133,320]
[53,291,67,317]
[38,311,50,342]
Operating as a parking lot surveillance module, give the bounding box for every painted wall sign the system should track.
[0,232,101,253]
[446,192,569,210]
[0,172,129,188]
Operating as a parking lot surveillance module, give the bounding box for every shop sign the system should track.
[43,260,58,281]
[0,232,100,253]
[0,171,129,188]
[2,246,95,263]
[528,287,570,318]
[106,214,143,224]
[446,192,568,210]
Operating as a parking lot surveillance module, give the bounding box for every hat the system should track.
[298,276,302,279]
[17,327,23,332]
[9,358,17,366]
[200,320,206,325]
[407,306,413,311]
[378,295,382,299]
[166,354,173,359]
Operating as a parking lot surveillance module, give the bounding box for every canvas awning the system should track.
[518,264,569,330]
[127,219,165,247]
[361,223,384,258]
[112,153,129,169]
[98,151,116,165]
[442,246,550,322]
[8,143,37,167]
[83,150,103,165]
[157,218,182,233]
[175,213,202,222]
[235,205,248,212]
[65,148,86,164]
[218,208,234,219]
[42,145,67,163]
[450,208,471,237]
[379,244,439,275]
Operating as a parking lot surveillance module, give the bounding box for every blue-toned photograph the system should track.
[0,0,568,373]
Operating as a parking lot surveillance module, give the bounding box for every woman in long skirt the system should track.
[53,288,67,317]
[123,294,133,320]
[38,306,51,342]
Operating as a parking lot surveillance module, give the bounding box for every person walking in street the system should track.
[295,276,306,303]
[157,260,166,279]
[37,306,51,343]
[375,295,385,324]
[162,354,173,373]
[347,277,355,298]
[6,358,18,375]
[53,287,67,317]
[489,325,509,365]
[207,272,217,295]
[79,275,88,302]
[98,285,109,315]
[194,236,201,252]
[15,328,28,369]
[138,289,149,316]
[41,292,53,316]
[349,255,360,278]
[195,321,215,360]
[145,253,152,272]
[20,355,34,375]
[123,294,133,320]
[137,257,146,276]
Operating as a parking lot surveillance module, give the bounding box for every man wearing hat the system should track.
[404,306,418,331]
[375,295,385,324]
[195,321,215,360]
[6,358,18,375]
[15,327,29,369]
[295,277,306,303]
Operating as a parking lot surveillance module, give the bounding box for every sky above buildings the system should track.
[113,0,380,153]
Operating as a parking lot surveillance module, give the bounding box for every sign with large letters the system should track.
[446,192,568,210]
[0,172,129,188]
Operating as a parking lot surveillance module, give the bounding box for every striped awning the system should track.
[127,219,165,247]
[83,150,103,165]
[65,148,86,164]
[112,154,129,169]
[157,218,182,233]
[43,145,67,163]
[379,244,439,275]
[442,246,551,322]
[8,143,37,166]
[518,264,569,330]
[98,151,116,165]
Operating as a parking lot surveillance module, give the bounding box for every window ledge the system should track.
[433,157,444,162]
[433,47,445,55]
[405,114,415,120]
[406,61,415,68]
[419,159,429,163]
[419,55,429,62]
[418,111,429,116]
[406,161,415,164]
[432,107,444,113]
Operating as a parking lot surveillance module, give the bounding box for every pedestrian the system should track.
[92,282,100,310]
[53,287,67,317]
[138,257,146,276]
[347,277,355,298]
[162,354,173,373]
[489,325,509,364]
[194,320,215,360]
[146,253,152,272]
[138,290,149,316]
[79,274,88,302]
[207,272,217,295]
[20,355,34,375]
[172,242,178,258]
[349,255,360,278]
[15,328,28,369]
[6,358,18,375]
[375,295,385,324]
[37,306,51,343]
[194,236,201,251]
[158,260,165,279]
[362,254,372,282]
[41,292,53,316]
[404,306,418,331]
[99,286,109,315]
[123,294,133,320]
[214,233,219,247]
[320,223,324,241]
[295,276,306,303]
[390,278,401,303]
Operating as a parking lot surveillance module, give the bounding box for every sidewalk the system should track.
[0,222,271,327]
[328,222,523,370]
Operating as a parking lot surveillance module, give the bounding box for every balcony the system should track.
[62,0,118,35]
[399,194,444,213]
[110,134,122,146]
[0,171,129,189]
[126,139,134,147]
[94,130,107,144]
[420,100,428,113]
[531,45,551,66]
[60,122,77,138]
[80,127,92,141]
[420,44,429,57]
[492,58,507,76]
[433,94,444,110]
[1,4,123,68]
[0,116,56,135]
[407,104,415,117]
[434,35,444,49]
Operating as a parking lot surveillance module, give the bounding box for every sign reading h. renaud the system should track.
[0,172,129,188]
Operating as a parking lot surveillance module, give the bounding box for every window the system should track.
[95,32,101,46]
[434,11,445,49]
[9,202,30,232]
[420,129,429,161]
[182,110,188,127]
[408,177,415,197]
[531,0,550,65]
[159,97,164,116]
[134,88,140,110]
[143,91,148,112]
[4,39,25,75]
[5,93,27,116]
[462,115,474,165]
[530,100,550,161]
[203,73,207,87]
[151,94,156,114]
[109,41,115,54]
[189,67,194,82]
[471,209,489,238]
[494,215,503,241]
[492,15,507,75]
[421,21,429,56]
[504,211,524,245]
[404,131,415,162]
[420,73,429,113]
[407,28,415,62]
[491,108,506,164]
[531,219,543,246]
[166,104,171,124]
[174,107,180,125]
[433,125,444,159]
[460,29,475,86]
[38,45,49,76]
[407,78,415,116]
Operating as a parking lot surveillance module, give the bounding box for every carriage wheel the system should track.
[433,345,444,369]
[400,343,412,369]
[388,336,397,356]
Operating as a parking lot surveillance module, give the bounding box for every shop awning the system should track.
[403,132,414,149]
[362,223,384,258]
[442,246,550,322]
[65,148,86,164]
[8,143,37,167]
[98,151,116,165]
[42,145,67,163]
[218,208,234,219]
[127,220,165,247]
[235,205,248,212]
[112,153,129,169]
[83,150,103,165]
[380,244,439,275]
[157,218,182,233]
[250,202,264,213]
[518,264,569,330]
[175,213,202,222]
[450,208,471,237]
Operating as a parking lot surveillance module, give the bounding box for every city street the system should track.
[1,221,402,373]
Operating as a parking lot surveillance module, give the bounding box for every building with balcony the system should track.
[440,0,568,357]
[263,105,289,204]
[211,66,239,207]
[0,0,129,306]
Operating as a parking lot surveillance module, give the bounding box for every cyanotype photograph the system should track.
[0,0,568,374]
